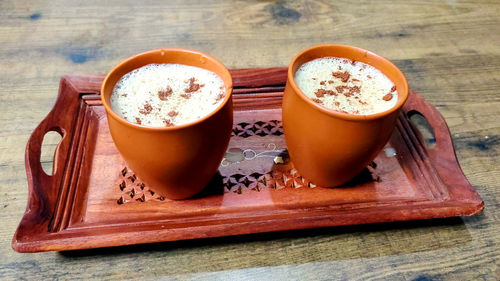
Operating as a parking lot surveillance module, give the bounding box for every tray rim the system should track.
[13,68,484,253]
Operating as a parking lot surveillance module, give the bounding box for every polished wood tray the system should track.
[13,68,483,252]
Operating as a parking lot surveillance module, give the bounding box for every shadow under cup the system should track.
[282,44,409,187]
[100,48,233,199]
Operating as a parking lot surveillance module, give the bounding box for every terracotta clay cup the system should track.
[282,44,409,187]
[101,48,233,199]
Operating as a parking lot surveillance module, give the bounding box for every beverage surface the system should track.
[110,63,226,127]
[294,57,398,115]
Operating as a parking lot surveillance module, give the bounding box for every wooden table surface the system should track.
[1,0,499,280]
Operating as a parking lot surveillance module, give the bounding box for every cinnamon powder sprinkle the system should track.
[343,86,361,98]
[391,85,397,92]
[215,92,225,101]
[334,101,340,106]
[180,93,191,99]
[332,71,350,83]
[185,77,204,93]
[325,90,336,96]
[158,87,173,101]
[139,103,153,115]
[312,98,322,104]
[335,85,349,94]
[320,81,326,85]
[163,119,174,127]
[168,111,178,117]
[135,118,142,125]
[350,86,361,94]
[328,80,334,84]
[382,93,393,101]
[315,89,326,97]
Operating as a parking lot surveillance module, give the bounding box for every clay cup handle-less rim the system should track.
[99,48,234,199]
[283,44,409,187]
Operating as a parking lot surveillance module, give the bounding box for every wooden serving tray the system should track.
[13,68,483,253]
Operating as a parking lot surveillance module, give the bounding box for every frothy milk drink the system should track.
[294,57,397,115]
[110,64,226,127]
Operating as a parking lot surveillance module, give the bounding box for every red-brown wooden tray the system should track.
[13,68,483,253]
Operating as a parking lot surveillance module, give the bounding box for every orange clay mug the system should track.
[101,48,233,199]
[282,44,409,187]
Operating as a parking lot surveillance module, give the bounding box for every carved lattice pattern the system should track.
[232,120,283,138]
[116,168,316,204]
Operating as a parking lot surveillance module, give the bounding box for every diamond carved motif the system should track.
[232,120,283,138]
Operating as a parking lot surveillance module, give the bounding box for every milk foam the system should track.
[110,64,226,127]
[294,57,398,115]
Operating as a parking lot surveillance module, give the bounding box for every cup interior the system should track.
[288,44,409,120]
[100,48,233,130]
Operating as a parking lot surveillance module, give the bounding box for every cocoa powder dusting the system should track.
[158,87,173,101]
[139,103,153,115]
[391,85,397,92]
[334,101,340,106]
[332,71,350,82]
[382,93,393,101]
[312,98,322,104]
[168,111,178,117]
[135,118,142,125]
[180,93,191,99]
[328,80,334,84]
[320,81,326,85]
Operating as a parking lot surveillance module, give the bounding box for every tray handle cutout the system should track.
[408,111,436,149]
[26,121,67,184]
[40,130,63,176]
[403,91,455,161]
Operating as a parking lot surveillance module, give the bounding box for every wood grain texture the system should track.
[1,0,499,280]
